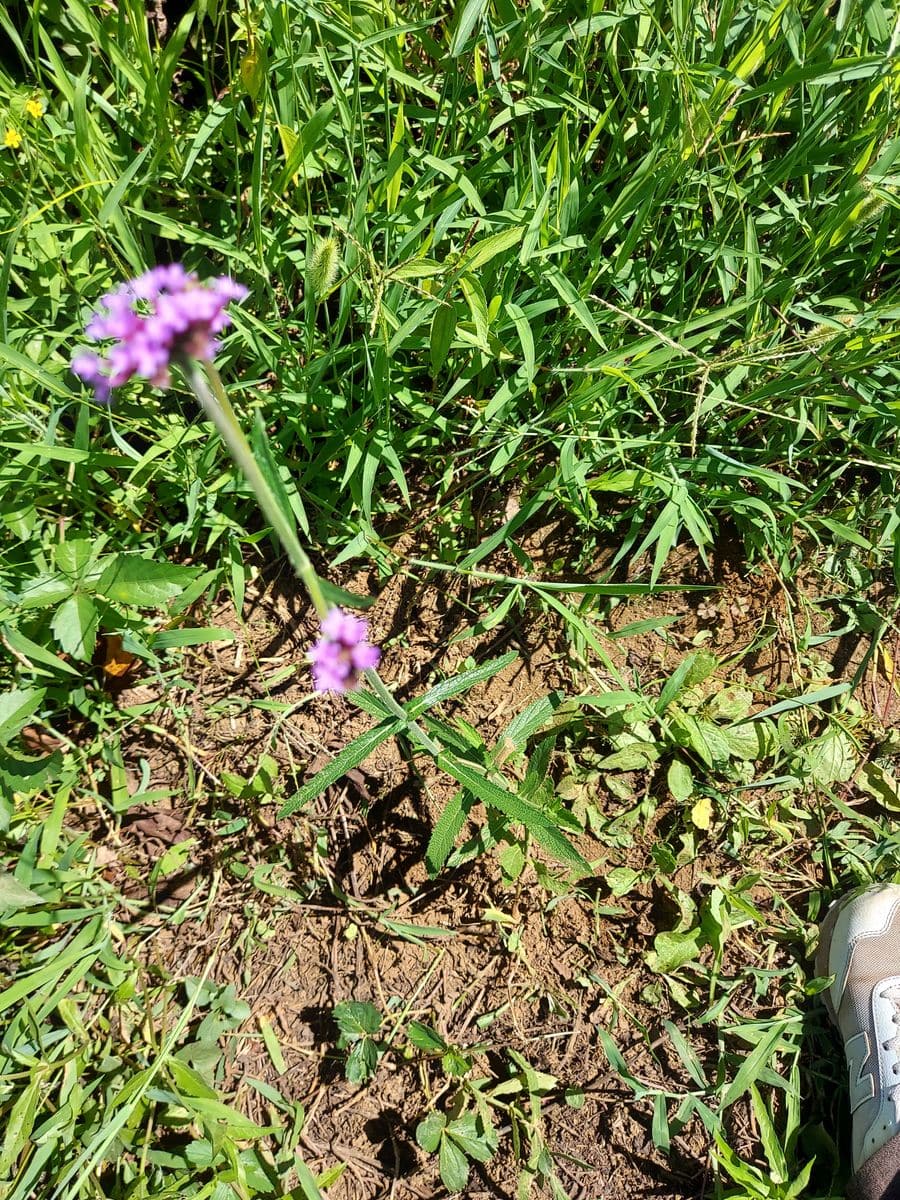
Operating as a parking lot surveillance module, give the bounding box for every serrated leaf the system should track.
[334,1001,382,1038]
[54,538,96,578]
[410,652,518,716]
[597,742,659,771]
[51,593,98,660]
[17,574,72,610]
[425,789,474,877]
[279,719,403,819]
[407,1022,447,1052]
[345,1038,379,1083]
[98,555,198,606]
[447,1112,494,1162]
[442,1048,471,1077]
[437,753,588,870]
[416,1111,446,1153]
[685,651,719,687]
[439,1133,470,1192]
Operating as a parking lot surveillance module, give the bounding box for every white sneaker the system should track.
[816,883,900,1172]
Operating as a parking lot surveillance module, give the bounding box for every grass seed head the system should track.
[310,236,340,299]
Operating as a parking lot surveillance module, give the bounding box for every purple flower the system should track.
[308,608,381,694]
[71,265,247,401]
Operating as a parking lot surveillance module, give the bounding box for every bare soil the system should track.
[98,526,897,1199]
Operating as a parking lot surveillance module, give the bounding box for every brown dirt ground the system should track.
[97,524,899,1199]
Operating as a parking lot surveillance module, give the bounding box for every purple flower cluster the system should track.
[71,264,247,403]
[309,609,381,694]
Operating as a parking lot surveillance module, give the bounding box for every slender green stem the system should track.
[186,360,442,758]
[188,361,328,617]
[362,668,441,758]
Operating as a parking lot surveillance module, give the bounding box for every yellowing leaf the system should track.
[103,635,137,679]
[690,796,713,830]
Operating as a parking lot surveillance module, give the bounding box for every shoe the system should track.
[816,883,900,1172]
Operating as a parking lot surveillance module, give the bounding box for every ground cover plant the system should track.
[1,0,899,1195]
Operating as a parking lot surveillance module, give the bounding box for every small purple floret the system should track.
[71,265,247,401]
[309,608,381,694]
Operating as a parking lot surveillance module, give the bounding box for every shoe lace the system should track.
[880,984,900,1088]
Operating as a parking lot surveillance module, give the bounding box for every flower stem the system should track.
[186,360,441,758]
[186,360,328,618]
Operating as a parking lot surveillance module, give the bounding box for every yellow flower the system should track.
[4,128,22,149]
[25,98,43,120]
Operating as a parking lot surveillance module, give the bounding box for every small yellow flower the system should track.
[25,98,43,120]
[4,128,22,149]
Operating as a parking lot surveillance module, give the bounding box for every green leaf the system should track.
[51,594,98,660]
[740,683,850,723]
[1,626,80,676]
[0,750,62,796]
[54,538,96,578]
[334,1000,382,1038]
[667,759,694,802]
[425,789,474,876]
[294,1158,327,1200]
[670,714,730,768]
[411,652,518,716]
[447,1113,494,1163]
[149,627,235,650]
[657,655,698,714]
[437,754,588,871]
[722,721,773,761]
[251,412,309,537]
[17,574,72,610]
[459,226,524,273]
[646,929,702,975]
[0,1074,41,1178]
[719,1024,785,1111]
[0,871,44,908]
[606,866,641,897]
[442,1048,472,1077]
[430,303,456,374]
[449,0,487,54]
[278,719,403,818]
[706,686,753,722]
[0,689,44,748]
[858,761,900,811]
[98,555,198,606]
[407,1022,447,1052]
[651,1093,670,1152]
[597,742,659,771]
[0,688,45,746]
[803,729,857,785]
[345,1038,379,1083]
[439,1133,470,1192]
[416,1111,446,1154]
